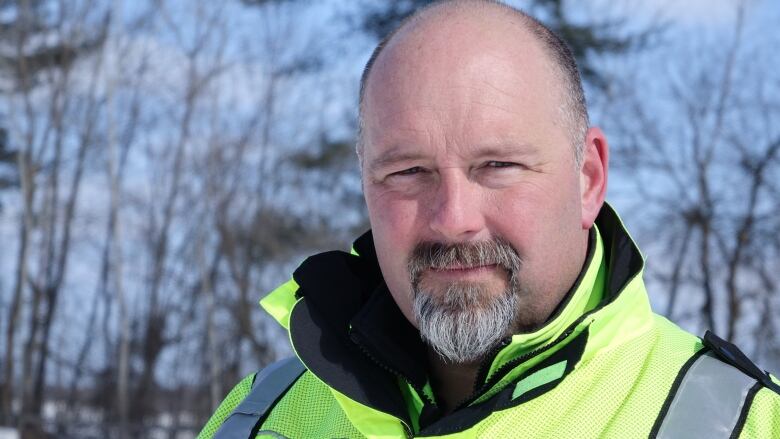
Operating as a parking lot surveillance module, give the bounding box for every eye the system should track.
[484,161,519,169]
[390,166,425,176]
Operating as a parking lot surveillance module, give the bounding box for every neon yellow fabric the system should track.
[197,320,704,439]
[196,373,254,439]
[260,370,365,437]
[739,387,780,438]
[421,318,701,438]
[490,224,605,373]
[330,388,412,438]
[259,278,299,329]
[467,225,607,404]
[200,205,780,438]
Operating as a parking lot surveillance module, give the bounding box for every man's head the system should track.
[357,0,590,168]
[359,0,609,363]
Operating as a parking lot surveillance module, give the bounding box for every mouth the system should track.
[427,263,499,279]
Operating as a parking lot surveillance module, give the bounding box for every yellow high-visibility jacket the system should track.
[199,204,780,438]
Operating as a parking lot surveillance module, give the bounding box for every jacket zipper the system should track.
[350,331,432,437]
[439,337,511,414]
[473,337,512,389]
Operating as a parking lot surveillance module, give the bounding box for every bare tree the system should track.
[607,1,780,364]
[0,0,404,436]
[0,1,109,434]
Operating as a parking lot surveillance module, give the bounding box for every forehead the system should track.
[361,17,566,161]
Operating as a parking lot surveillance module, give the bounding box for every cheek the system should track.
[365,186,422,240]
[365,187,424,323]
[488,178,580,249]
[490,191,543,250]
[365,185,425,278]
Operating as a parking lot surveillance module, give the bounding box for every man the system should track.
[199,1,780,437]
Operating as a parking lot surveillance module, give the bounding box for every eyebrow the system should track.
[367,142,539,173]
[472,143,538,159]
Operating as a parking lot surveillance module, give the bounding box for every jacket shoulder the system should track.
[698,331,780,438]
[702,331,780,395]
[197,373,256,439]
[197,357,308,439]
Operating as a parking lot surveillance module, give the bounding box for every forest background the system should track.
[0,0,779,437]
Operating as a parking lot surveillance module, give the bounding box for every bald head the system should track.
[357,0,589,167]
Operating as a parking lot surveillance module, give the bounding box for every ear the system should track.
[579,127,609,229]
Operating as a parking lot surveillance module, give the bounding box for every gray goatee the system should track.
[408,238,521,364]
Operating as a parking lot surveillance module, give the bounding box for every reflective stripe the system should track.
[656,352,756,439]
[512,360,568,400]
[213,357,305,439]
[255,430,290,439]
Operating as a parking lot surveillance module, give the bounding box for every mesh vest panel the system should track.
[417,318,699,438]
[260,370,365,438]
[198,374,255,439]
[738,387,780,438]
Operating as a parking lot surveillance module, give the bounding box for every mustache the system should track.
[408,238,522,284]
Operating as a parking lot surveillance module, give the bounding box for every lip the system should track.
[427,264,499,279]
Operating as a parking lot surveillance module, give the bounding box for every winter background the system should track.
[0,0,778,437]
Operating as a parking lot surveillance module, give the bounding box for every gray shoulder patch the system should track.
[213,357,305,439]
[656,352,756,439]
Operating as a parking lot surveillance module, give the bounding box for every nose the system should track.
[428,169,485,242]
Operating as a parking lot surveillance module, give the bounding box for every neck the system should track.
[426,348,482,414]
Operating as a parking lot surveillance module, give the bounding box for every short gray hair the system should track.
[356,0,589,168]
